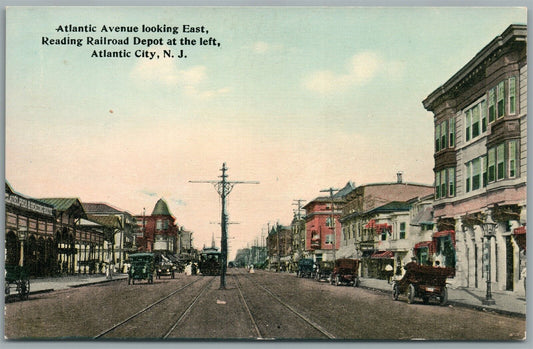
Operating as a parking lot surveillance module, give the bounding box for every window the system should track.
[435,171,440,199]
[472,158,481,190]
[156,219,162,230]
[497,144,505,180]
[488,148,496,182]
[471,104,480,138]
[481,100,487,133]
[163,220,169,229]
[440,169,446,198]
[497,81,505,118]
[399,222,406,239]
[509,140,517,178]
[440,121,447,150]
[435,124,441,151]
[449,117,455,147]
[488,88,496,123]
[381,230,387,241]
[509,77,516,115]
[465,109,471,142]
[465,162,471,192]
[325,234,334,244]
[482,155,488,187]
[448,167,455,196]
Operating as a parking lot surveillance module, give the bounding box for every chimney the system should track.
[397,171,403,184]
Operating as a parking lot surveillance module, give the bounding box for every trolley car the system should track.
[198,248,221,276]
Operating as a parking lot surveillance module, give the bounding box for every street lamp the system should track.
[18,230,28,267]
[483,216,497,305]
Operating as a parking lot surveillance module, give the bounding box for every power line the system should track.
[190,162,259,289]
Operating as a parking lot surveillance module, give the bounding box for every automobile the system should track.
[315,260,334,282]
[330,258,360,287]
[156,262,176,279]
[392,261,454,305]
[297,258,314,278]
[127,253,155,285]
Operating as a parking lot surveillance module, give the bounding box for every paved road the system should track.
[4,269,526,340]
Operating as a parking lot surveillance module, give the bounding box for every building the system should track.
[134,198,179,256]
[82,202,137,272]
[5,181,56,276]
[266,224,292,271]
[423,24,527,294]
[339,178,434,277]
[303,196,342,263]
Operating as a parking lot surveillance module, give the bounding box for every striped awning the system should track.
[371,250,394,259]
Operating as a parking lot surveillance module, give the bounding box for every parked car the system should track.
[156,262,176,279]
[392,262,454,305]
[330,258,360,287]
[315,260,334,281]
[127,253,155,285]
[297,258,314,278]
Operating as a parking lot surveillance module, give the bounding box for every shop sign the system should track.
[5,193,53,216]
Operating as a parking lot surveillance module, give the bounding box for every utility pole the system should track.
[190,163,259,289]
[320,187,340,262]
[292,199,306,261]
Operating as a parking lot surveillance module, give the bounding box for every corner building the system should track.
[423,24,527,295]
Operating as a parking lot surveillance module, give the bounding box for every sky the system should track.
[5,6,527,260]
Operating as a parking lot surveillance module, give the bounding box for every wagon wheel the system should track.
[19,279,30,300]
[407,284,416,304]
[439,287,448,306]
[392,282,399,301]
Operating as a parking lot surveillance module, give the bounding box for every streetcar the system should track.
[198,247,221,276]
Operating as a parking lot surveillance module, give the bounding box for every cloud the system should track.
[252,41,283,54]
[130,49,228,99]
[139,189,158,197]
[171,198,187,206]
[302,50,404,94]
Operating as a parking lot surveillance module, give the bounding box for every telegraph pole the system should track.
[320,187,340,262]
[190,163,258,289]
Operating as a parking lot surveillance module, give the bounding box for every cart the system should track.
[127,253,155,285]
[392,262,454,305]
[5,265,30,300]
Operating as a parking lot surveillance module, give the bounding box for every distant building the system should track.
[134,198,178,256]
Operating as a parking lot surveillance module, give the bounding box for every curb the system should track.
[359,283,526,318]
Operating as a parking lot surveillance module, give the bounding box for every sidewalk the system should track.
[359,277,526,317]
[13,273,128,295]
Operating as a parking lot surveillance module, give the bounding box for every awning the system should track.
[514,226,526,235]
[432,230,456,246]
[414,241,435,255]
[371,250,394,259]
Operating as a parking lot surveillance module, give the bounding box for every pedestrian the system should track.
[385,264,393,284]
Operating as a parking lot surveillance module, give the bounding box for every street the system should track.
[4,269,526,340]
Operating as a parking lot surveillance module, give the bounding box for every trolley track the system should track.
[233,271,336,339]
[94,276,215,339]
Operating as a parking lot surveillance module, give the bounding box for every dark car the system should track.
[330,258,360,287]
[127,253,155,285]
[297,258,314,278]
[315,260,334,281]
